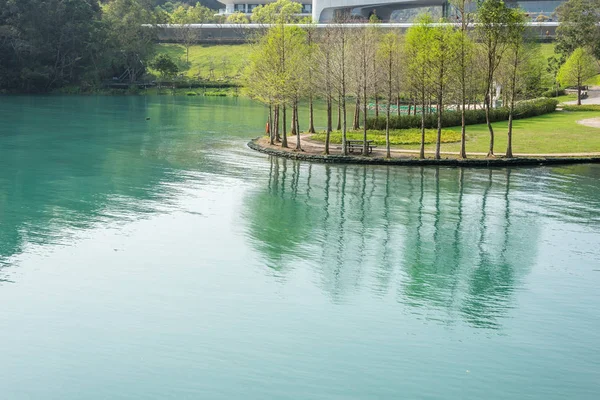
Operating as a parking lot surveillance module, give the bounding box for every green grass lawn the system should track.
[311,129,460,146]
[555,93,578,103]
[404,110,600,154]
[315,111,600,154]
[152,43,252,83]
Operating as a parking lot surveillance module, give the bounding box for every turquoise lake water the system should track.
[0,96,599,399]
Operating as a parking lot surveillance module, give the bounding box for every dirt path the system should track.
[577,117,600,129]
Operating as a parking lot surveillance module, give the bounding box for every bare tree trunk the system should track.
[386,55,392,159]
[485,91,495,157]
[309,94,316,133]
[274,106,280,143]
[353,96,360,130]
[291,106,297,136]
[326,95,332,154]
[268,103,273,143]
[337,94,342,131]
[396,95,401,116]
[296,103,300,135]
[420,84,426,159]
[270,104,275,145]
[436,97,442,160]
[363,83,368,155]
[507,110,514,158]
[295,102,302,151]
[282,104,288,148]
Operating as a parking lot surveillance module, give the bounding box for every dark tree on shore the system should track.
[0,0,105,91]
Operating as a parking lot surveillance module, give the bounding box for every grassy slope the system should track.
[153,43,252,83]
[391,110,600,154]
[539,42,600,88]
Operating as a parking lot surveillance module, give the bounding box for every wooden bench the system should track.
[346,140,376,155]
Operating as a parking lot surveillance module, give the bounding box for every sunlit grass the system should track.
[390,111,600,154]
[311,129,460,146]
[152,43,252,82]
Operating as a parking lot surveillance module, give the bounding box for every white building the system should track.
[219,0,566,23]
[218,0,313,16]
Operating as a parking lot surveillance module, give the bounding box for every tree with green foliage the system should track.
[171,3,213,62]
[476,0,514,157]
[151,53,179,86]
[555,0,600,61]
[377,32,402,158]
[103,0,157,83]
[0,0,105,91]
[429,24,460,160]
[503,7,527,158]
[330,21,351,155]
[450,0,473,158]
[405,15,433,159]
[244,25,308,149]
[226,12,249,24]
[350,25,378,155]
[558,48,598,105]
[315,26,337,154]
[251,0,302,24]
[547,56,562,97]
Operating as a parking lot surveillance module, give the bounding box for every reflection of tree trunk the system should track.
[453,168,465,274]
[501,169,512,259]
[334,166,348,287]
[291,161,300,200]
[433,167,441,266]
[321,166,331,261]
[478,169,493,262]
[416,167,425,263]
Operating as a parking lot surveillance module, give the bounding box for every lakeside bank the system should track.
[248,136,600,167]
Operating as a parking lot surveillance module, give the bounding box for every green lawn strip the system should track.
[555,93,578,103]
[153,43,252,83]
[311,129,460,146]
[325,111,600,154]
[562,105,600,112]
[435,111,600,154]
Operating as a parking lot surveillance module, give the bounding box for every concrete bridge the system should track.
[312,0,448,22]
[153,22,559,44]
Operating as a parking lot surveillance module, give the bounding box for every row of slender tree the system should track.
[244,0,599,159]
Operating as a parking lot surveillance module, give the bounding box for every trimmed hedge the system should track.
[367,98,559,130]
[562,104,600,112]
[542,88,566,98]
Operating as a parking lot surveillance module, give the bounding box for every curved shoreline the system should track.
[248,138,600,167]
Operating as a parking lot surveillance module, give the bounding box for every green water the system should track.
[1,96,599,399]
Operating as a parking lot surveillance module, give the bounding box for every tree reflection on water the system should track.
[245,158,600,330]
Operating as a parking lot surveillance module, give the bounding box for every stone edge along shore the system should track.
[248,138,600,168]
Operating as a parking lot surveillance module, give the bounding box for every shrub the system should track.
[204,91,227,96]
[562,104,600,112]
[542,88,566,98]
[366,98,559,130]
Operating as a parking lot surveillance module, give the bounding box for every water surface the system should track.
[1,96,599,399]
